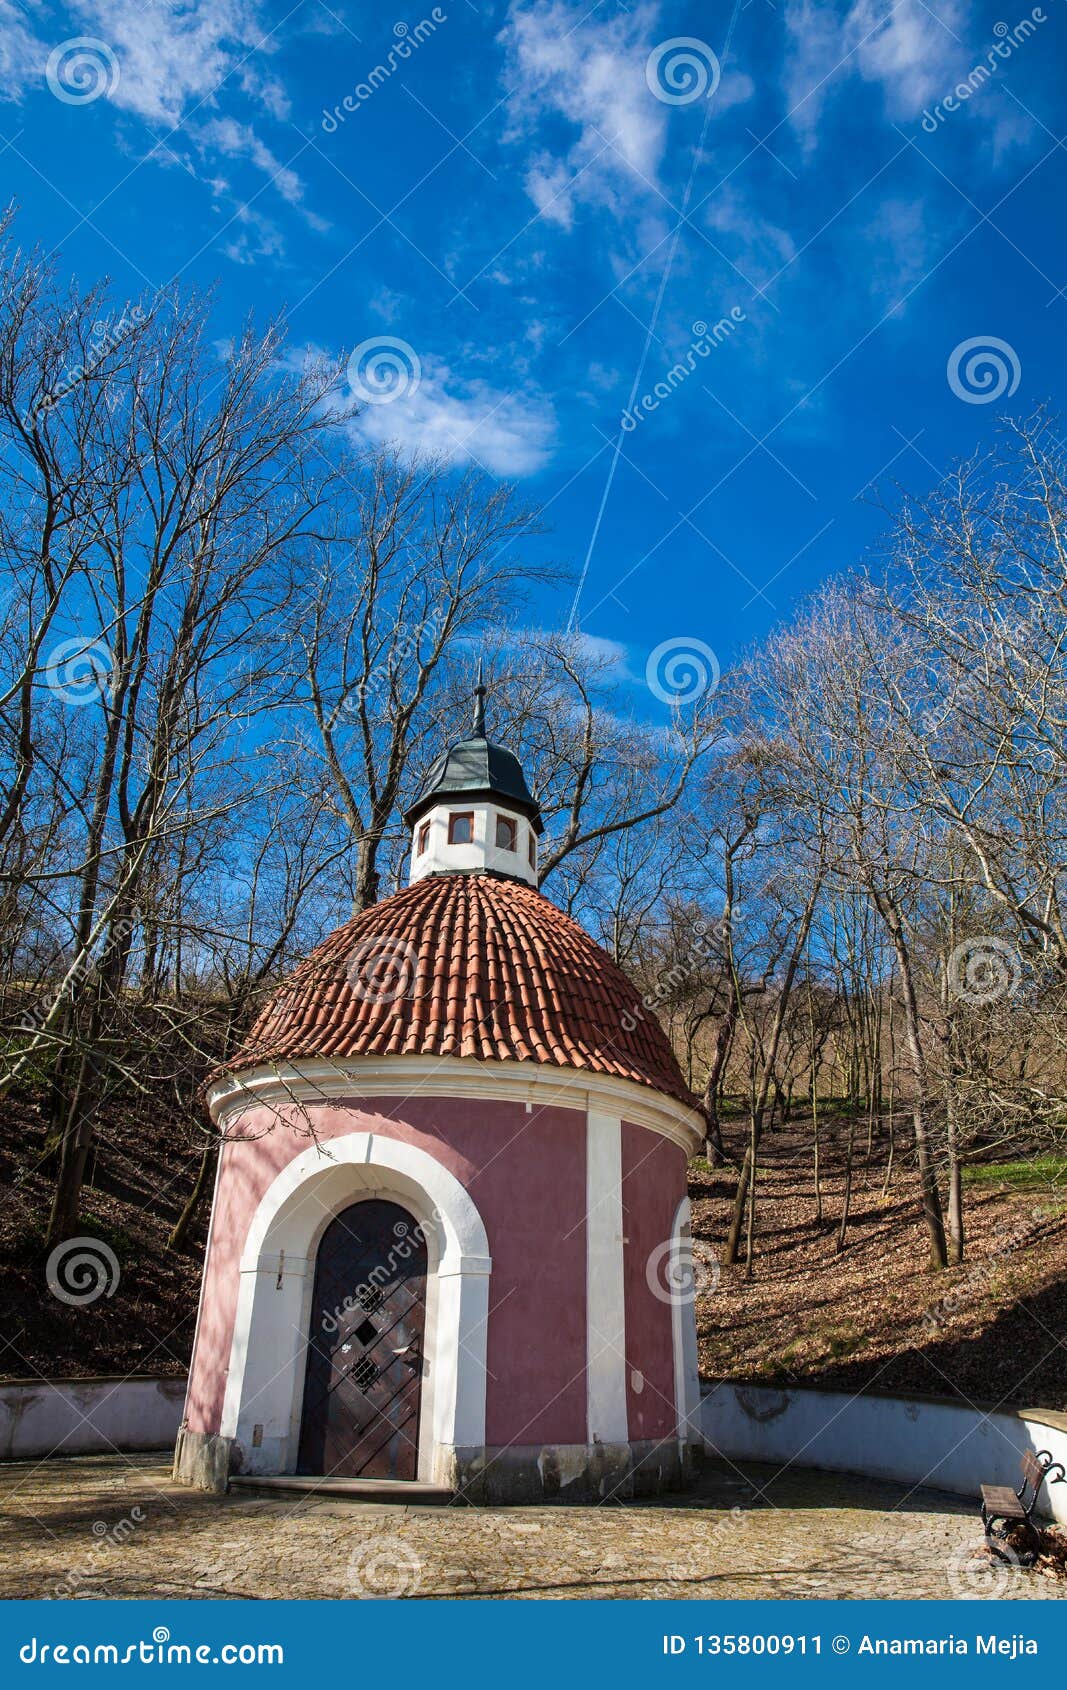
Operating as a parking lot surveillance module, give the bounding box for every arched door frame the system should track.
[219,1132,492,1485]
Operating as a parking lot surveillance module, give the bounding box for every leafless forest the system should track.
[1,223,1064,1341]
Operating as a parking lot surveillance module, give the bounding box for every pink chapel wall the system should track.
[184,1090,690,1459]
[622,1124,688,1444]
[183,1092,589,1448]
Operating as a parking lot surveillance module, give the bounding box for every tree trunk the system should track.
[702,997,738,1169]
[837,1113,856,1253]
[46,1051,94,1244]
[868,881,948,1269]
[703,1112,725,1168]
[168,1138,217,1253]
[354,831,382,913]
[726,1142,754,1264]
[744,1108,757,1278]
[881,987,897,1199]
[811,1058,823,1223]
[724,874,823,1266]
[944,1038,964,1265]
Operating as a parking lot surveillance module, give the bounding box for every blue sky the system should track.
[2,0,1065,686]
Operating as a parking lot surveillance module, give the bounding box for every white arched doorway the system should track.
[219,1131,492,1486]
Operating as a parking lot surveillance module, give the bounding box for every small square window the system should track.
[352,1355,378,1392]
[417,821,430,856]
[495,815,516,852]
[448,811,473,845]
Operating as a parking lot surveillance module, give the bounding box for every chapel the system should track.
[175,681,703,1502]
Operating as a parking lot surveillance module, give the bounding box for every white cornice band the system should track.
[207,1054,704,1154]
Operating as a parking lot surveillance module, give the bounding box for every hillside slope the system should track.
[0,1084,206,1381]
[3,1089,1065,1414]
[692,1119,1067,1411]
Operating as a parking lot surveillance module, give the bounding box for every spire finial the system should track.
[472,660,486,737]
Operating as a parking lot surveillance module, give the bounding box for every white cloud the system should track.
[198,116,301,201]
[0,3,330,265]
[572,632,635,680]
[220,202,287,266]
[704,184,796,289]
[501,627,635,680]
[1,0,282,127]
[859,196,942,309]
[500,1,754,236]
[849,0,967,116]
[350,358,556,478]
[194,115,328,230]
[784,0,969,143]
[500,0,668,221]
[985,104,1036,166]
[367,286,406,325]
[0,1,41,103]
[69,0,281,128]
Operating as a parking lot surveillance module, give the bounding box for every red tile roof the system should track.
[224,872,699,1112]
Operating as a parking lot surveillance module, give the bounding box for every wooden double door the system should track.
[297,1199,426,1480]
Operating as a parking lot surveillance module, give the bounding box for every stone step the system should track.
[227,1474,456,1505]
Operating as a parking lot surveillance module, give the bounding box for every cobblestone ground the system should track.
[0,1455,1063,1601]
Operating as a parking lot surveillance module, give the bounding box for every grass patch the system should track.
[963,1156,1067,1193]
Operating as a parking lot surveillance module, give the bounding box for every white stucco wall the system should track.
[0,1376,186,1460]
[701,1382,1067,1524]
[408,798,537,886]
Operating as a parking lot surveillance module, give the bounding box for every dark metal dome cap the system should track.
[404,737,543,832]
[404,671,544,833]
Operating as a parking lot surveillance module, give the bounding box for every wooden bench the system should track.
[981,1449,1065,1564]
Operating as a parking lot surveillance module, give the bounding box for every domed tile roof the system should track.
[224,872,698,1112]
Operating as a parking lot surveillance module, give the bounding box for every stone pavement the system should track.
[0,1454,1062,1601]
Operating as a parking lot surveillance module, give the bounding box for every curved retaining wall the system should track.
[0,1377,186,1461]
[701,1382,1067,1524]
